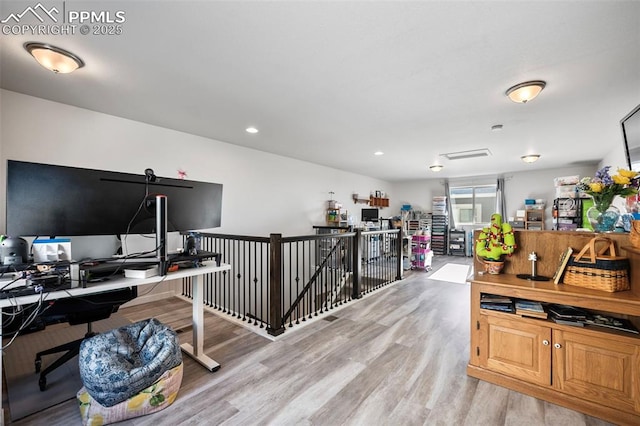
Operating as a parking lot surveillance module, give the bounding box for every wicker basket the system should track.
[563,237,630,292]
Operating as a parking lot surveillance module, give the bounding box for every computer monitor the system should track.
[361,208,379,222]
[6,160,223,237]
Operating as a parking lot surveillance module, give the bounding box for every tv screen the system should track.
[361,208,379,222]
[6,160,223,237]
[622,103,640,171]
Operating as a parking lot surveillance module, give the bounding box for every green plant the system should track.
[475,213,517,261]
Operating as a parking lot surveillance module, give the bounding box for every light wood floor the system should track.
[9,256,614,425]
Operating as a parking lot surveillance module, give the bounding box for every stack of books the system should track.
[548,304,588,326]
[515,300,547,319]
[480,294,513,313]
[585,314,639,334]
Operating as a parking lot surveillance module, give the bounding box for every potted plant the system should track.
[475,213,517,274]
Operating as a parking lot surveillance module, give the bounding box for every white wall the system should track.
[389,164,606,231]
[389,179,444,214]
[0,90,390,258]
[503,165,597,229]
[1,90,629,259]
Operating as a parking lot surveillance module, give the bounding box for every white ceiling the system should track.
[1,1,639,182]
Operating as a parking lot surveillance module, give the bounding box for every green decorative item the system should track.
[476,214,517,273]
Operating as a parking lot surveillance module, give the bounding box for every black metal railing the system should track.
[181,228,402,335]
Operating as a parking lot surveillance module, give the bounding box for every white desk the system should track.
[0,261,230,423]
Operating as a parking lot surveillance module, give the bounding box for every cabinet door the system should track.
[553,330,640,413]
[481,315,552,386]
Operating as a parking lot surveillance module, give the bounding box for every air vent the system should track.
[441,149,492,160]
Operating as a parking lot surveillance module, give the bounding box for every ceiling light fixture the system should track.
[491,124,503,132]
[521,154,541,163]
[429,165,444,172]
[246,127,259,134]
[24,42,84,74]
[506,80,546,103]
[374,151,384,156]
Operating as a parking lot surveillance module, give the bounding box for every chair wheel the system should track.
[39,376,46,391]
[35,358,41,373]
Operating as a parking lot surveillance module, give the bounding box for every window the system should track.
[449,185,497,225]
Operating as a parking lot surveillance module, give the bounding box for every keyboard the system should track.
[0,281,72,299]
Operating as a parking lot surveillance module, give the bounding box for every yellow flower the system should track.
[88,413,104,426]
[127,392,150,410]
[589,182,604,193]
[613,174,631,185]
[78,391,91,404]
[166,391,178,405]
[618,168,637,178]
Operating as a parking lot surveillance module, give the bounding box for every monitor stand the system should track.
[155,194,168,276]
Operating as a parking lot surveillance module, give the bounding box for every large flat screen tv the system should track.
[622,103,640,172]
[6,160,223,237]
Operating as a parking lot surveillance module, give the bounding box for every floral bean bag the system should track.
[78,318,182,407]
[77,362,183,425]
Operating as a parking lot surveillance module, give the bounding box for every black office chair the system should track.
[34,288,137,391]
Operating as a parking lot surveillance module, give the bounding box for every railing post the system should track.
[352,229,361,299]
[267,233,285,336]
[396,228,403,280]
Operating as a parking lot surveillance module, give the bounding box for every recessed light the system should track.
[374,151,384,156]
[246,127,259,134]
[429,165,444,172]
[521,154,541,163]
[491,124,503,131]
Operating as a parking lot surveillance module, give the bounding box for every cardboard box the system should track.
[554,175,580,186]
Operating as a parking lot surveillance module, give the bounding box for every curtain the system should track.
[496,177,506,219]
[444,179,455,229]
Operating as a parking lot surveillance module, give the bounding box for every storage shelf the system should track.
[369,197,389,208]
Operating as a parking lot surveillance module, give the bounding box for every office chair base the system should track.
[35,331,97,391]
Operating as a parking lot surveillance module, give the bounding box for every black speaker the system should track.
[1,237,28,265]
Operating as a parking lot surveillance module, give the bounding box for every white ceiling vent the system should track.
[440,149,492,160]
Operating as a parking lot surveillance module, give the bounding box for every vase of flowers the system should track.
[577,166,639,232]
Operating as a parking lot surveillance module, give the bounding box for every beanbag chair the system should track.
[79,318,182,407]
[77,362,183,425]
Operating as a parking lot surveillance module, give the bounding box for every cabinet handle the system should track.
[554,343,562,349]
[542,339,549,346]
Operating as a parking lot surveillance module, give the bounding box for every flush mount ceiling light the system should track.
[24,42,84,74]
[521,154,541,163]
[245,127,259,134]
[441,148,491,160]
[506,80,546,103]
[429,165,444,172]
[374,151,384,156]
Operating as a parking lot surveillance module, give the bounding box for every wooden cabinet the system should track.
[326,208,345,226]
[476,308,640,416]
[369,196,389,207]
[468,230,640,425]
[525,208,545,230]
[553,329,639,413]
[479,315,551,386]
